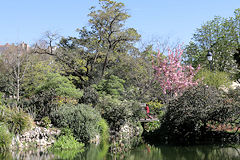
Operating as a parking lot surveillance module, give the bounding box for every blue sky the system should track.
[0,0,240,45]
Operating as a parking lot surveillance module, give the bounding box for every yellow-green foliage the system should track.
[145,121,161,132]
[0,123,12,151]
[195,69,232,89]
[0,106,33,134]
[98,118,109,143]
[41,116,51,128]
[147,101,165,117]
[51,134,84,151]
[50,132,84,160]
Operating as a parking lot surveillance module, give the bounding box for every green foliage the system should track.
[109,51,154,101]
[184,10,240,76]
[57,0,140,86]
[34,72,83,99]
[22,58,61,97]
[80,86,99,106]
[51,104,101,143]
[94,75,125,98]
[195,69,232,88]
[225,87,240,104]
[145,121,161,133]
[59,128,74,137]
[97,119,109,143]
[162,85,234,140]
[27,72,83,119]
[51,134,84,151]
[0,92,3,105]
[96,95,142,129]
[0,106,33,134]
[0,151,13,160]
[147,101,165,118]
[41,116,51,128]
[0,123,12,151]
[97,119,110,159]
[223,87,240,124]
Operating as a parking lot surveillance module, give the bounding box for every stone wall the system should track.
[11,126,60,150]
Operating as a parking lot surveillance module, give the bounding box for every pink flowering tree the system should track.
[152,46,200,99]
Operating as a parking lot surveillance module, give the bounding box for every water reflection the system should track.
[1,144,240,160]
[125,144,240,160]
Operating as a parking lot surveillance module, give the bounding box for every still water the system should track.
[1,144,240,160]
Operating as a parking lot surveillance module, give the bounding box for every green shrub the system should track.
[80,86,99,106]
[51,134,84,151]
[96,95,142,130]
[51,104,102,143]
[59,128,74,137]
[26,72,83,119]
[223,87,240,124]
[162,85,234,139]
[0,106,33,134]
[195,69,232,88]
[0,123,12,151]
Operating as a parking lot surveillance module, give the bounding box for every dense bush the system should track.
[80,86,99,106]
[96,95,142,130]
[50,104,102,143]
[162,85,234,140]
[195,69,232,88]
[0,123,12,151]
[0,106,33,134]
[222,87,240,124]
[26,72,83,119]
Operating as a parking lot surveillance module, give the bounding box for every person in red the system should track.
[145,104,152,119]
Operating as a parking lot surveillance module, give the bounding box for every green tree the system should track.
[36,0,141,88]
[93,75,125,98]
[184,14,239,75]
[22,59,82,118]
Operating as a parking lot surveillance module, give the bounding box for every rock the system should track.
[11,124,61,151]
[220,81,240,92]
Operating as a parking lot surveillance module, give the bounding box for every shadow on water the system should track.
[1,144,240,160]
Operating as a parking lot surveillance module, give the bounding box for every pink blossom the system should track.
[152,46,200,97]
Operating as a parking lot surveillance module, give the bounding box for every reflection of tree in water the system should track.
[3,144,240,160]
[122,145,240,160]
[158,145,240,160]
[75,143,110,160]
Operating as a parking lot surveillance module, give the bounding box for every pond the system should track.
[1,144,240,160]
